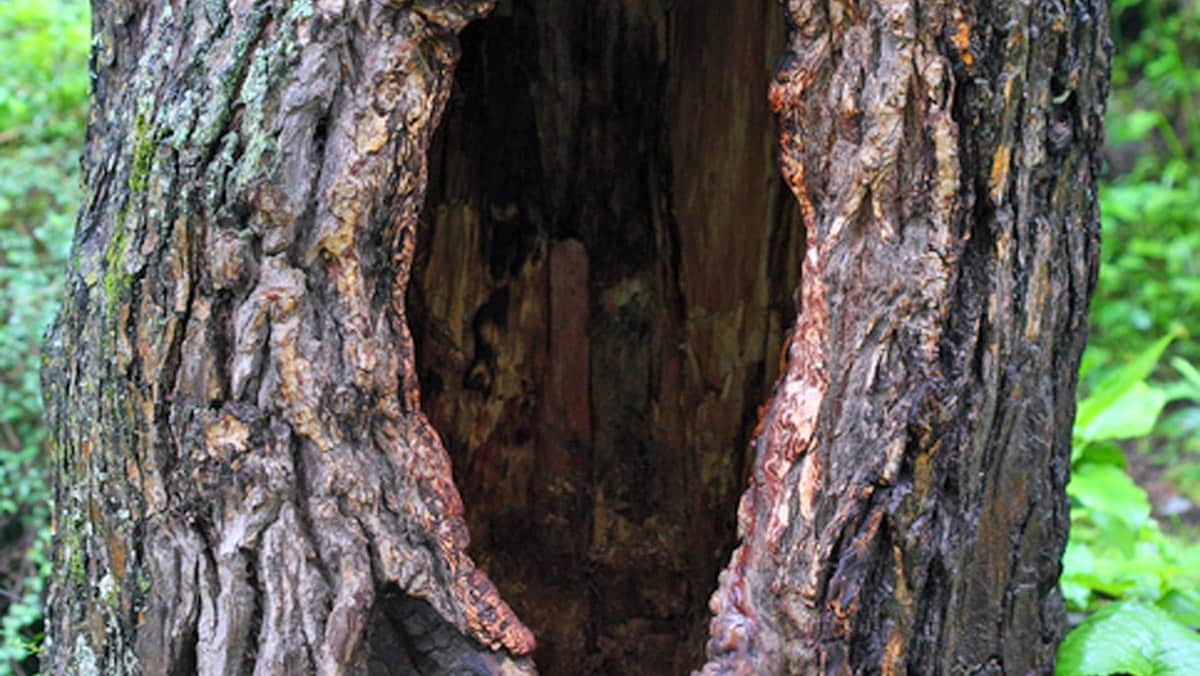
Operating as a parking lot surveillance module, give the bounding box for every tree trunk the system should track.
[42,1,533,673]
[701,1,1110,673]
[42,1,1108,676]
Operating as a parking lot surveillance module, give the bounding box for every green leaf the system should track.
[1067,463,1151,532]
[1075,331,1180,441]
[1162,381,1200,406]
[1109,109,1168,145]
[1078,382,1168,443]
[1159,590,1200,629]
[1058,601,1200,676]
[1075,442,1127,469]
[1062,578,1094,611]
[1169,357,1200,399]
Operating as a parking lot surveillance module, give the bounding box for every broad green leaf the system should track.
[1075,442,1127,469]
[1057,601,1200,676]
[1159,590,1200,628]
[1067,464,1151,532]
[1075,332,1179,438]
[1077,382,1168,443]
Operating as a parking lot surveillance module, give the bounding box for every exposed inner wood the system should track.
[408,2,798,672]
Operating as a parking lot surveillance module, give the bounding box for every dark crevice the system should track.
[169,618,200,676]
[242,554,262,676]
[367,589,506,676]
[407,2,795,673]
[155,192,202,487]
[288,436,333,592]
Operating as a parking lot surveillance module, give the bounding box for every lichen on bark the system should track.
[43,1,533,673]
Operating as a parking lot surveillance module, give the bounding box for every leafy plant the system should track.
[1073,332,1179,457]
[1057,601,1200,676]
[0,0,89,672]
[1089,0,1200,375]
[1059,1,1200,669]
[1061,316,1200,671]
[1062,333,1200,612]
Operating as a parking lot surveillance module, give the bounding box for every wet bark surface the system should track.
[42,0,1108,674]
[42,1,533,673]
[702,1,1110,673]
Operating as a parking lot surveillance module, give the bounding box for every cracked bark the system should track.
[42,0,1108,674]
[703,1,1110,673]
[43,1,531,673]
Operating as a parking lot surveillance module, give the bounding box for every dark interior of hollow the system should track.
[408,2,800,673]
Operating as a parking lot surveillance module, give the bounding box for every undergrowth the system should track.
[0,0,87,672]
[1057,0,1200,673]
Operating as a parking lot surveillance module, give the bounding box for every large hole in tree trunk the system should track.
[408,2,801,673]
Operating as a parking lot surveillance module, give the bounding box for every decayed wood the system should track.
[703,1,1109,673]
[42,1,533,673]
[408,2,797,672]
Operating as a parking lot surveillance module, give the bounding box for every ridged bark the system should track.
[703,1,1110,673]
[42,1,532,673]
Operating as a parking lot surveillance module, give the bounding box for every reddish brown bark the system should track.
[703,1,1110,673]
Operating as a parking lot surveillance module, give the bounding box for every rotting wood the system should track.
[408,2,797,672]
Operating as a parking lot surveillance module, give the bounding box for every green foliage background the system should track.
[1056,0,1200,672]
[0,0,87,672]
[0,1,1197,674]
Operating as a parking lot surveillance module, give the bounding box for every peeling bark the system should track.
[703,1,1110,673]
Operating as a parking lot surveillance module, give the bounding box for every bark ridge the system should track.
[43,1,532,673]
[703,0,1109,673]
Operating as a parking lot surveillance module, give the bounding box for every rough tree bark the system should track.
[42,1,533,673]
[42,1,1108,675]
[702,1,1110,673]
